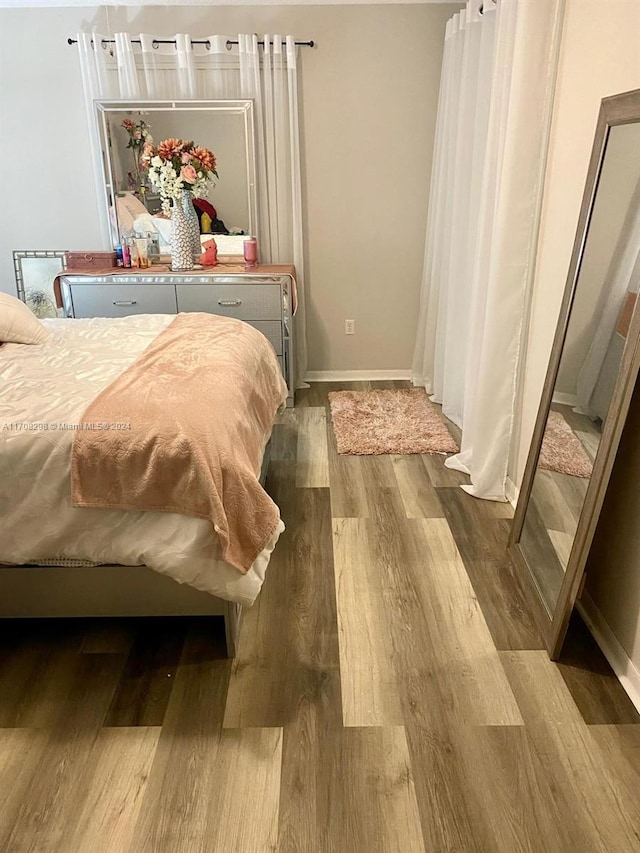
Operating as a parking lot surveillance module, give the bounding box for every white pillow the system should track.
[0,292,51,344]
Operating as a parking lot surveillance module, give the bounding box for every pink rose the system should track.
[181,151,192,163]
[181,164,197,184]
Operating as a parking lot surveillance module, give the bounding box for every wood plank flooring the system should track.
[0,381,638,852]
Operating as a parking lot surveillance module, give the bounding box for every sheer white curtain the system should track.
[77,32,307,384]
[412,0,564,501]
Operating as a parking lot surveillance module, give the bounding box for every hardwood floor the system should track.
[0,382,638,852]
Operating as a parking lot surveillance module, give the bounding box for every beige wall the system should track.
[0,2,460,373]
[0,6,110,276]
[511,0,640,486]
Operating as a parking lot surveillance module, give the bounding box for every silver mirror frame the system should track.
[509,88,640,659]
[13,250,66,309]
[95,99,258,252]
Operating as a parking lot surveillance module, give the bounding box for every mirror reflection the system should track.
[520,121,640,615]
[13,251,66,318]
[97,101,256,257]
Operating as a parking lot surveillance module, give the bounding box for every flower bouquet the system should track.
[142,138,218,270]
[143,138,218,215]
[121,118,153,196]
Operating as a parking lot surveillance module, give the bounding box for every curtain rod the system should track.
[67,37,314,50]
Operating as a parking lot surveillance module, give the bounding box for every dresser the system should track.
[60,267,295,406]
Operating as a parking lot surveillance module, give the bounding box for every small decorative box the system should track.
[65,251,118,270]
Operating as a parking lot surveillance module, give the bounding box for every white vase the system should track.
[170,192,194,271]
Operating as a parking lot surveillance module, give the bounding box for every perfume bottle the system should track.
[135,237,149,269]
[243,237,258,269]
[129,238,140,268]
[147,232,160,263]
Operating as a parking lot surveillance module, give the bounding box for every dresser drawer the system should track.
[176,283,281,320]
[248,321,283,355]
[69,284,177,318]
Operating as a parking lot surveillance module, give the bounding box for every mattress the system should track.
[0,315,283,606]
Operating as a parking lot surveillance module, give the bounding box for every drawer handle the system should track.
[113,300,137,306]
[218,299,242,307]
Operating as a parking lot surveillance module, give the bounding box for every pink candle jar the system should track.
[243,237,258,269]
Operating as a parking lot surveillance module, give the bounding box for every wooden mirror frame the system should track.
[509,88,640,659]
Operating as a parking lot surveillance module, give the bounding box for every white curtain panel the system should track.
[77,32,308,385]
[412,0,564,501]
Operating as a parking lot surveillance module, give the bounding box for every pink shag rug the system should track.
[539,410,593,478]
[328,389,459,455]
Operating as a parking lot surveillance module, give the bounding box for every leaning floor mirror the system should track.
[510,88,640,658]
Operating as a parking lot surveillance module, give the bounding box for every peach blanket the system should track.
[71,313,288,573]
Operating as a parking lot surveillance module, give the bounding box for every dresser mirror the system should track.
[95,99,257,257]
[510,88,640,658]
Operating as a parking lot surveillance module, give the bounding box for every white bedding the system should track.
[0,316,283,606]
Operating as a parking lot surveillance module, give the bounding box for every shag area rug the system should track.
[328,389,459,455]
[539,410,593,478]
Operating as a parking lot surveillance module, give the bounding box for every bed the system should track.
[0,302,287,656]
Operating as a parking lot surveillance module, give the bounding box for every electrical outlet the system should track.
[345,319,355,335]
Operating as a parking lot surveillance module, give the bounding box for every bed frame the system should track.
[0,564,242,656]
[0,446,273,658]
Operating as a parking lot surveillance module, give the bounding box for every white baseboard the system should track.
[505,476,519,509]
[552,391,578,407]
[304,370,412,382]
[577,592,640,714]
